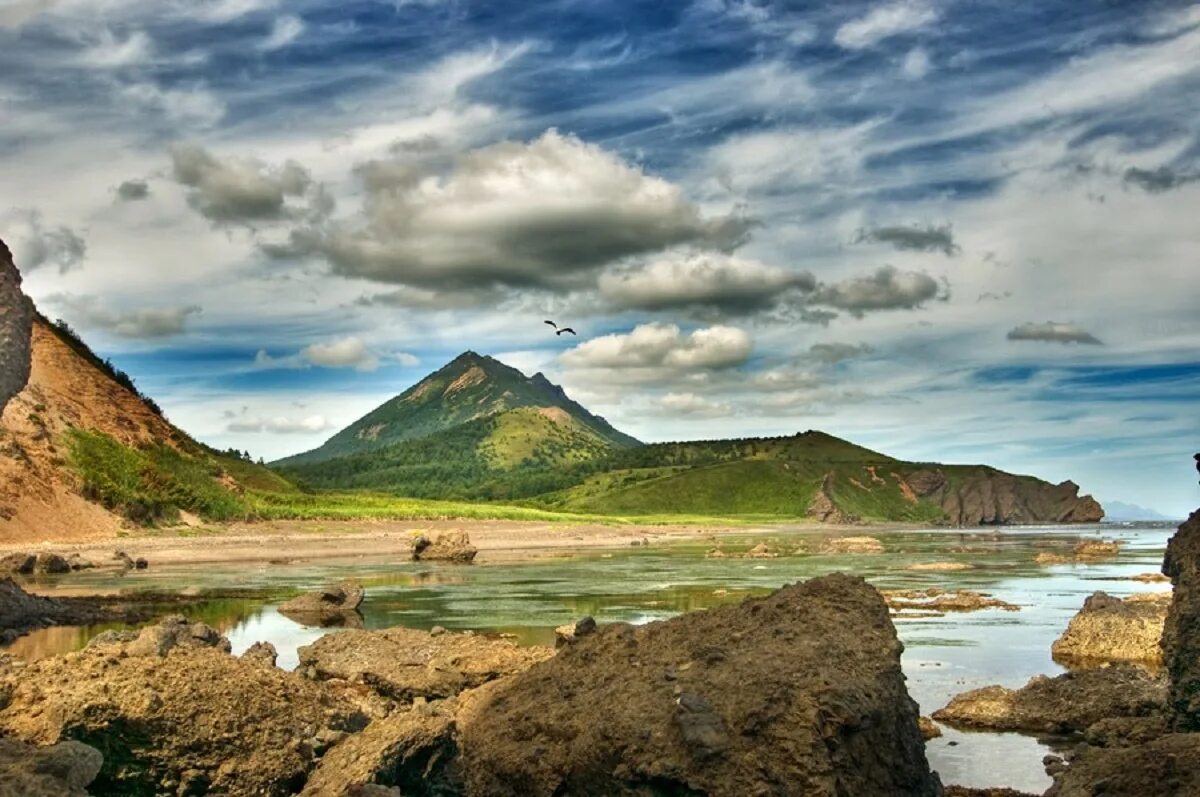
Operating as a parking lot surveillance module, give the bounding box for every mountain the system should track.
[1103,501,1176,522]
[275,351,639,467]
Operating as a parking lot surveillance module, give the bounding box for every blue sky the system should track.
[2,0,1198,516]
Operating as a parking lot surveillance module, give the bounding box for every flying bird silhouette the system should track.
[544,320,557,328]
[556,327,576,336]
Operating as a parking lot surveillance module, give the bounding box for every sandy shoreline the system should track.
[0,517,885,568]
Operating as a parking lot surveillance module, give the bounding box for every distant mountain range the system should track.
[275,352,1105,525]
[1102,501,1177,522]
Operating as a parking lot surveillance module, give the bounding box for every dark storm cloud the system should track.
[1122,166,1200,194]
[2,209,86,272]
[854,223,960,255]
[1007,321,1102,345]
[115,179,150,201]
[807,342,873,364]
[170,143,328,226]
[809,266,946,317]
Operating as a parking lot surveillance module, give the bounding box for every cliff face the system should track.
[1162,508,1200,730]
[0,239,32,414]
[905,467,1104,525]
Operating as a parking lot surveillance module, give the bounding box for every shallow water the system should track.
[5,522,1175,793]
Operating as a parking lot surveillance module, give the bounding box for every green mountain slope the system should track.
[275,352,638,467]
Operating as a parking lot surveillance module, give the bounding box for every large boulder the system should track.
[1162,508,1200,730]
[1045,733,1200,797]
[454,574,942,796]
[0,738,103,797]
[932,664,1165,734]
[298,626,552,704]
[0,237,33,415]
[0,618,367,795]
[279,580,365,627]
[412,531,478,563]
[1052,591,1168,666]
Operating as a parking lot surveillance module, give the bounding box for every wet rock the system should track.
[1035,552,1071,565]
[123,614,231,657]
[1075,539,1121,558]
[0,618,366,796]
[553,615,596,648]
[134,557,148,569]
[744,542,779,558]
[0,578,132,640]
[1083,715,1170,748]
[242,641,279,667]
[908,561,974,571]
[300,703,461,796]
[279,580,365,627]
[0,738,102,797]
[112,550,135,569]
[932,664,1165,733]
[1124,572,1171,583]
[65,553,95,571]
[455,574,942,796]
[883,588,1019,614]
[412,531,478,563]
[1162,509,1200,730]
[33,553,70,574]
[1045,733,1200,796]
[1051,591,1167,666]
[85,629,139,648]
[0,237,33,415]
[0,552,35,575]
[297,626,552,704]
[918,715,943,740]
[821,535,885,554]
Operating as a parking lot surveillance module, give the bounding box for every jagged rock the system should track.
[0,738,102,797]
[66,553,95,570]
[300,703,461,796]
[1075,539,1121,558]
[806,475,857,524]
[932,664,1165,733]
[821,535,885,553]
[0,552,34,575]
[944,788,1038,797]
[0,617,367,796]
[1083,715,1170,748]
[0,578,130,640]
[297,626,552,703]
[412,531,478,563]
[279,580,365,627]
[85,629,139,648]
[120,614,231,657]
[1051,591,1167,666]
[112,550,135,569]
[917,715,942,740]
[553,615,596,648]
[1162,508,1200,730]
[883,588,1019,614]
[455,574,942,796]
[0,237,33,415]
[33,553,70,574]
[904,468,1103,525]
[1045,733,1200,796]
[242,641,279,667]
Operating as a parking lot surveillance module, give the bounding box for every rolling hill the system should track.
[277,353,1105,525]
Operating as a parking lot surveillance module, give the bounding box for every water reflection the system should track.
[2,522,1175,793]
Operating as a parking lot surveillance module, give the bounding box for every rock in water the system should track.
[933,664,1165,734]
[455,573,941,796]
[0,738,103,797]
[1046,733,1200,797]
[1163,508,1200,730]
[412,531,478,563]
[0,237,33,415]
[279,580,365,627]
[1052,591,1167,666]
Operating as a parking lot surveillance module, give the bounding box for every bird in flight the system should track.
[544,320,576,336]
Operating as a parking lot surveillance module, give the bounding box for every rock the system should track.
[65,553,95,571]
[908,561,974,571]
[744,542,779,558]
[918,715,943,740]
[0,619,367,796]
[112,550,134,569]
[0,237,33,415]
[455,574,942,796]
[242,641,279,667]
[123,614,231,657]
[1035,552,1071,565]
[1075,539,1121,558]
[279,580,365,627]
[0,578,130,640]
[883,588,1019,614]
[0,738,102,797]
[944,788,1039,797]
[33,553,70,574]
[553,615,596,648]
[932,664,1165,733]
[300,703,461,796]
[1083,715,1170,748]
[1162,508,1200,730]
[1051,591,1167,666]
[821,535,885,554]
[904,468,1103,525]
[134,557,148,569]
[1125,572,1171,583]
[1045,733,1200,796]
[297,626,552,704]
[412,531,478,563]
[806,475,858,524]
[85,629,139,648]
[0,552,35,575]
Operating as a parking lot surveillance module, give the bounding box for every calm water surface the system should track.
[5,522,1176,793]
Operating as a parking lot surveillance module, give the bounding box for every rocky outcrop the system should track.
[1163,509,1200,730]
[1045,733,1200,796]
[0,617,366,795]
[932,664,1165,733]
[903,467,1103,525]
[0,738,103,797]
[297,626,552,704]
[279,580,365,627]
[1051,591,1168,666]
[806,474,857,524]
[0,237,33,415]
[455,574,942,796]
[883,588,1019,615]
[0,578,135,643]
[412,531,478,563]
[820,535,884,553]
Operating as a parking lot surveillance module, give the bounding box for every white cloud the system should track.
[659,392,733,417]
[901,47,931,79]
[810,266,945,317]
[1007,321,1102,345]
[227,414,332,434]
[79,29,154,67]
[259,15,303,51]
[170,143,324,225]
[48,294,200,338]
[0,0,53,29]
[834,1,937,50]
[0,209,86,273]
[197,0,279,23]
[300,336,380,371]
[121,83,225,127]
[703,122,879,195]
[561,323,752,381]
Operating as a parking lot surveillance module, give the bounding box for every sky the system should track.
[1,0,1198,517]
